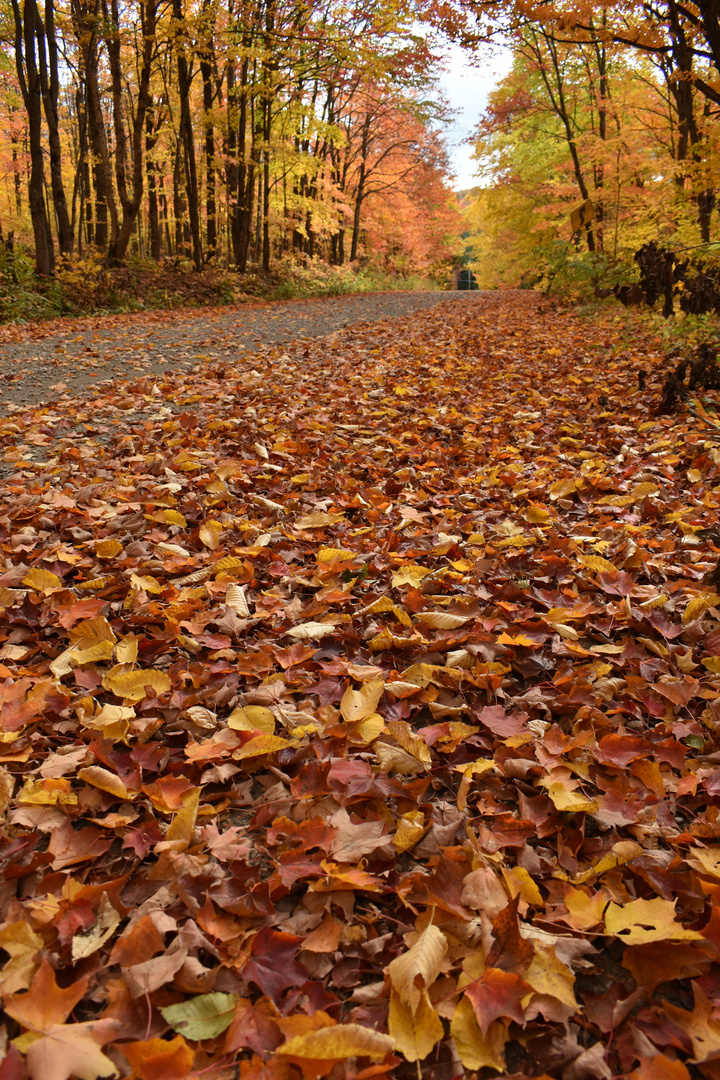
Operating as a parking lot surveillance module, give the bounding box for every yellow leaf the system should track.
[454,759,495,811]
[286,622,337,641]
[605,897,704,944]
[684,594,720,624]
[75,577,109,593]
[543,782,598,814]
[232,733,291,759]
[446,649,476,669]
[415,611,470,630]
[24,1020,121,1080]
[387,720,432,766]
[548,478,577,501]
[317,548,355,563]
[295,512,345,530]
[630,482,659,500]
[0,921,43,993]
[163,510,187,527]
[115,635,138,664]
[22,569,62,592]
[340,679,385,723]
[497,632,536,647]
[578,555,617,574]
[212,556,247,574]
[686,847,720,880]
[278,1024,394,1062]
[375,741,425,774]
[68,616,116,651]
[95,539,123,559]
[503,865,544,907]
[77,766,136,802]
[558,840,642,884]
[348,714,385,745]
[225,584,250,617]
[358,596,395,616]
[393,811,426,853]
[70,639,115,665]
[495,535,536,550]
[80,704,134,742]
[386,922,447,1012]
[71,894,121,961]
[450,998,506,1072]
[227,706,276,735]
[161,787,201,851]
[391,564,432,588]
[130,573,164,595]
[563,886,610,930]
[525,506,551,524]
[388,988,444,1062]
[102,667,171,702]
[17,778,78,806]
[524,946,577,1009]
[199,521,222,549]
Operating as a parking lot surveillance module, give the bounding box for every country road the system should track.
[0,290,478,414]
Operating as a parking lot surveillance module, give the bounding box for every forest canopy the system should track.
[454,0,720,293]
[0,0,464,282]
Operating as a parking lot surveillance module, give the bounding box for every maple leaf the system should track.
[464,968,532,1034]
[24,1020,121,1080]
[243,928,308,1001]
[485,896,535,974]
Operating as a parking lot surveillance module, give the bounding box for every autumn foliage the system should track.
[2,292,720,1077]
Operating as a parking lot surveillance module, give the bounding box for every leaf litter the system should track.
[0,291,720,1078]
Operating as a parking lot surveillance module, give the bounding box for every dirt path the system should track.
[0,290,476,414]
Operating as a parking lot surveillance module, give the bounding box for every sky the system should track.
[438,41,514,192]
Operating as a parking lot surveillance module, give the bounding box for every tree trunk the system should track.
[104,0,157,264]
[11,0,54,275]
[73,0,117,255]
[200,21,217,260]
[146,106,161,259]
[226,59,241,264]
[350,114,370,262]
[35,0,73,255]
[174,0,202,269]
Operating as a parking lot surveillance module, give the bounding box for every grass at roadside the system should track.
[0,248,447,325]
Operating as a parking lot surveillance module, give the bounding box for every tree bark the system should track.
[11,0,54,275]
[36,0,73,255]
[199,5,217,260]
[72,0,117,254]
[104,0,157,263]
[173,0,203,269]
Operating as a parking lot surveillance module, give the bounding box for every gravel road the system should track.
[0,291,481,415]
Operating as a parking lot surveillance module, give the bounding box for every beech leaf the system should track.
[160,992,239,1040]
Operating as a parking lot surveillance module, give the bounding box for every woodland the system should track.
[465,1,720,296]
[3,2,720,1080]
[0,0,465,303]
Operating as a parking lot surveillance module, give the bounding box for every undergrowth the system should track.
[0,247,445,324]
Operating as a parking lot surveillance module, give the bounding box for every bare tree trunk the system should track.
[36,0,73,254]
[199,7,217,260]
[104,0,157,263]
[146,106,161,260]
[173,0,202,269]
[226,58,240,264]
[11,0,54,274]
[73,0,117,254]
[350,114,370,262]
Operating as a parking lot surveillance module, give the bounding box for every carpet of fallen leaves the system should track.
[1,290,720,1080]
